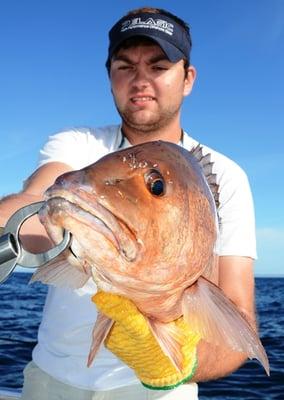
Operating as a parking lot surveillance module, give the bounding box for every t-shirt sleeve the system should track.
[37,129,92,170]
[216,162,257,259]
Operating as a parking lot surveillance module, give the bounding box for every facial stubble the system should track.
[114,98,184,134]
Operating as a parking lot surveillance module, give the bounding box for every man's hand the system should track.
[0,162,72,252]
[92,291,201,390]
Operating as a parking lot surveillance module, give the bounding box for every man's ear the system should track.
[183,65,196,97]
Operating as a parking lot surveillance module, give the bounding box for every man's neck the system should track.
[121,122,183,146]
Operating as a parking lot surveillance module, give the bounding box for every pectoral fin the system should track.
[181,277,270,375]
[30,256,90,289]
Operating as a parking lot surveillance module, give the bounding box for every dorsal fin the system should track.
[190,144,220,208]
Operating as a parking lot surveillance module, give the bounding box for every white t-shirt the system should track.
[32,125,256,394]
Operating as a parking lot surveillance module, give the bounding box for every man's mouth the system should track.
[131,96,155,104]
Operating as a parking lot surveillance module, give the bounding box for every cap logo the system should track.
[121,17,174,36]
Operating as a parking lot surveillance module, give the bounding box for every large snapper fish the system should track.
[32,141,269,374]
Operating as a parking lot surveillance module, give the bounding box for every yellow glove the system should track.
[92,291,200,390]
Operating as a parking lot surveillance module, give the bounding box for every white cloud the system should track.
[256,227,284,245]
[255,227,284,276]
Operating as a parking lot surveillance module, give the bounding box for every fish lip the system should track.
[44,189,138,262]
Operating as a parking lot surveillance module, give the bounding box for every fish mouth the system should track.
[43,189,138,262]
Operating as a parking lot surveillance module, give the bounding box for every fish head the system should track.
[39,141,217,296]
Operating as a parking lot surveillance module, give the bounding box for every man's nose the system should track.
[132,67,150,89]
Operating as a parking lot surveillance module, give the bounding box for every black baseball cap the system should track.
[106,12,191,70]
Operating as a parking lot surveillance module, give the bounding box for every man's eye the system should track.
[152,65,168,71]
[118,65,133,70]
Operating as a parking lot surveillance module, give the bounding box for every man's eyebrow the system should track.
[148,54,169,64]
[112,54,133,63]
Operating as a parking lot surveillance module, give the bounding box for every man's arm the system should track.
[192,256,256,382]
[0,162,73,252]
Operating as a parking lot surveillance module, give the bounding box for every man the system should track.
[0,7,257,400]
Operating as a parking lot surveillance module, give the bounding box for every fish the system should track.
[32,140,269,375]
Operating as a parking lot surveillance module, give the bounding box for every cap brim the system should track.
[136,34,185,62]
[109,33,186,64]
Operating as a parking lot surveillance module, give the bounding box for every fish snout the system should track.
[47,170,98,199]
[54,170,82,186]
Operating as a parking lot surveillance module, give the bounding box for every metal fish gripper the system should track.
[0,201,71,284]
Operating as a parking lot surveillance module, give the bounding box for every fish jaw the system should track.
[39,189,139,288]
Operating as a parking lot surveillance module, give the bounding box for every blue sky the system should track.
[0,0,283,276]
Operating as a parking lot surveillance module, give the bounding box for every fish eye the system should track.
[144,170,165,196]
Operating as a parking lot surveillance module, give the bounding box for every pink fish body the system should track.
[33,141,269,374]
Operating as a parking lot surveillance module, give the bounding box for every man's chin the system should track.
[124,121,161,133]
[121,110,162,131]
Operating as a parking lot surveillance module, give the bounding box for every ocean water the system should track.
[0,274,283,399]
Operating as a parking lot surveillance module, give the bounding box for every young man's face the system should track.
[110,43,195,133]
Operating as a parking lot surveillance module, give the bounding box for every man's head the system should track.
[106,7,196,142]
[106,7,192,73]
